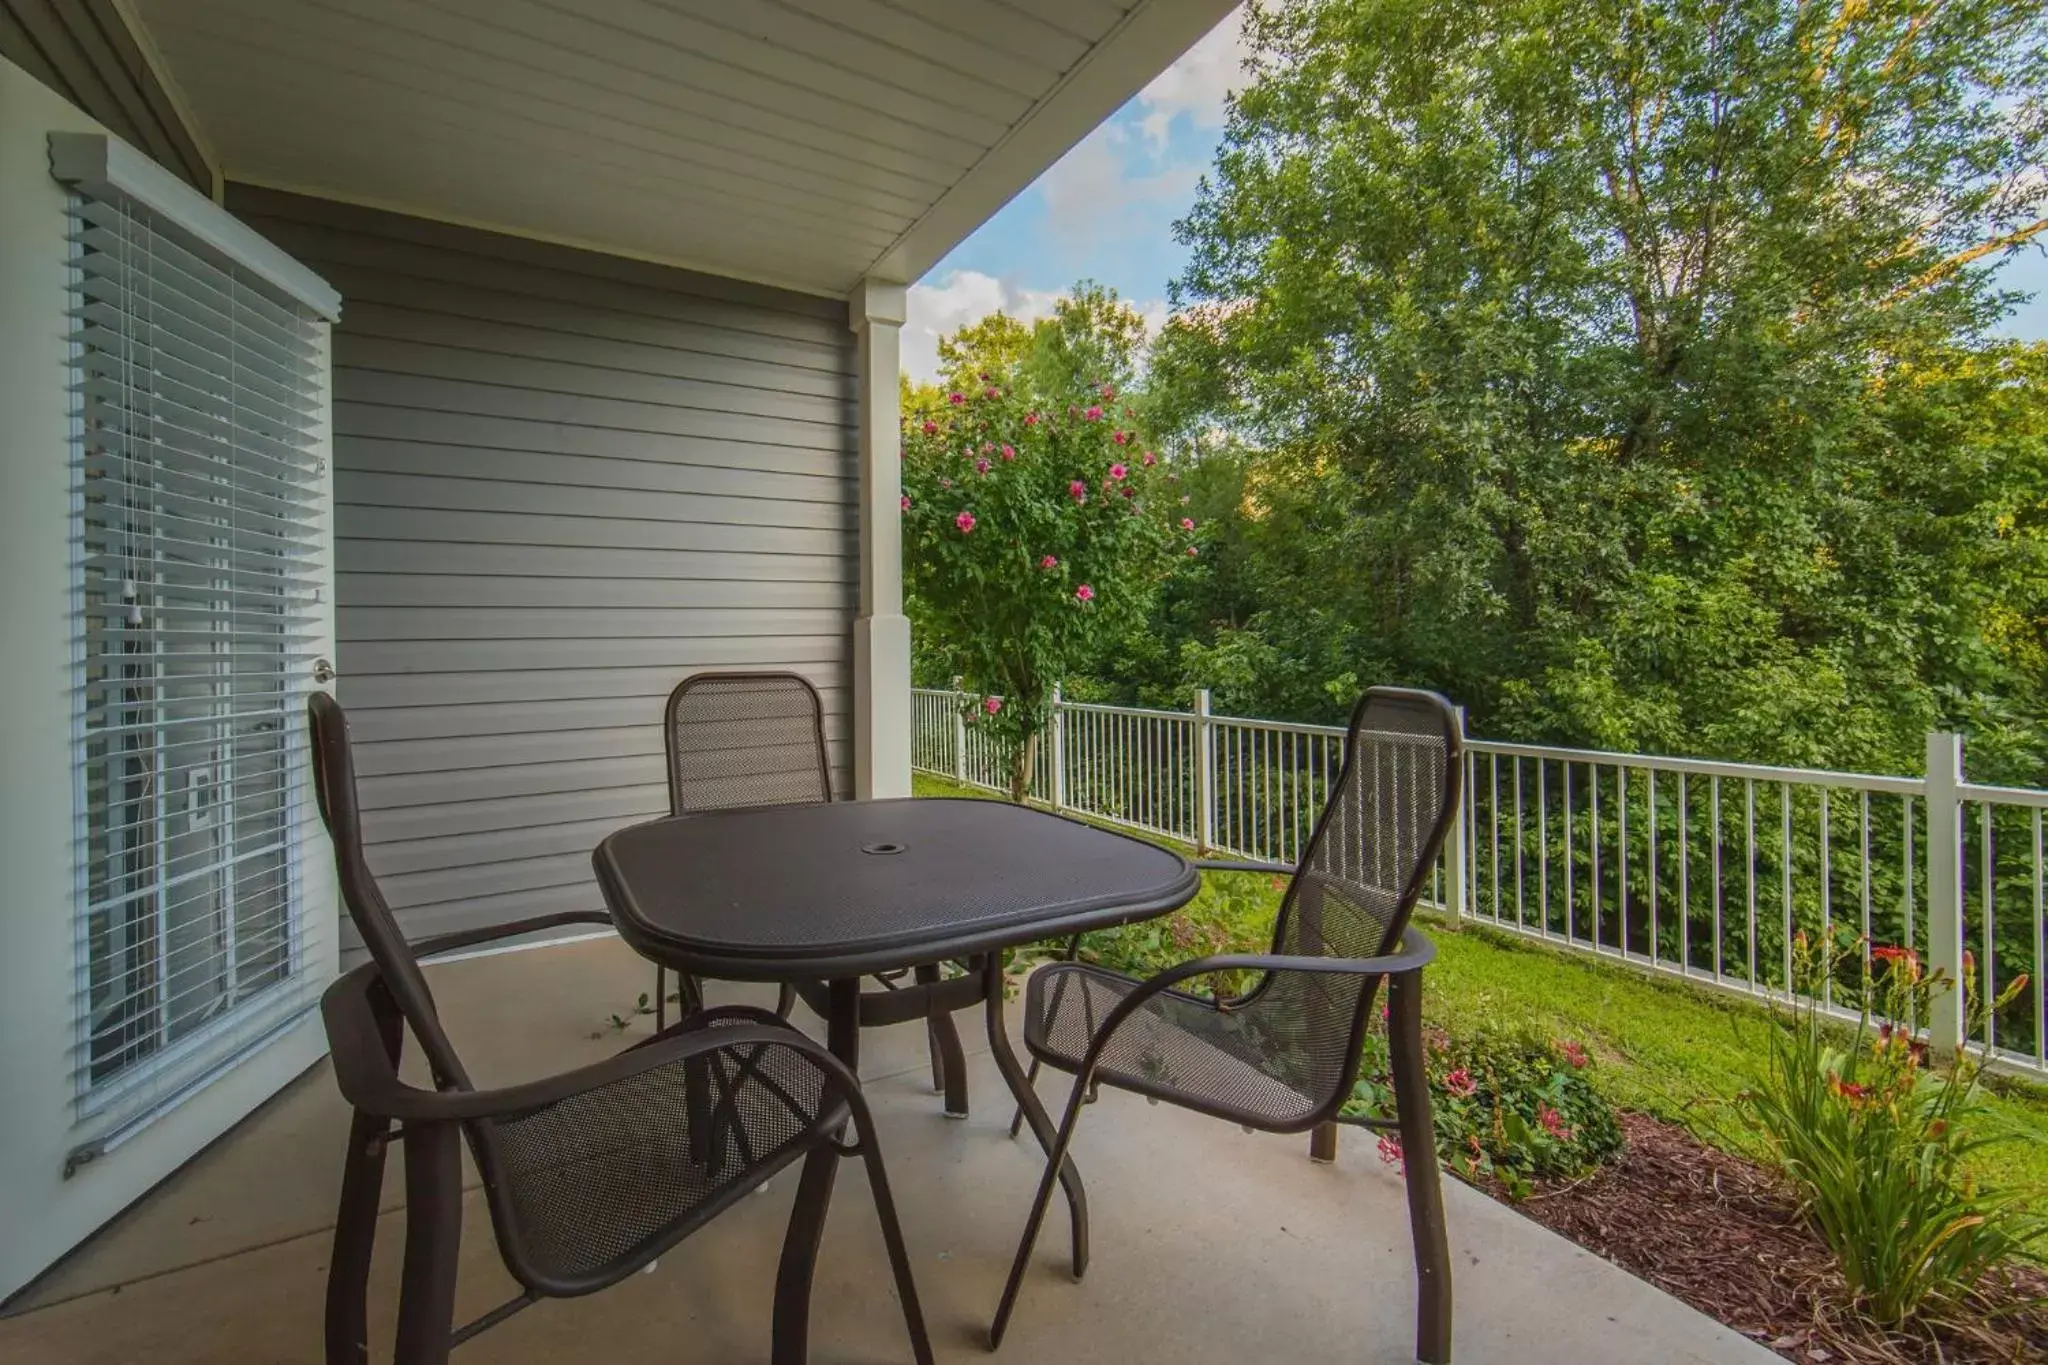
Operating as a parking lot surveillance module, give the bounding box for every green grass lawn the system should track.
[913,772,2048,1196]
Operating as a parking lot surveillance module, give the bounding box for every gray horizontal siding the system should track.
[2,0,211,189]
[227,186,857,950]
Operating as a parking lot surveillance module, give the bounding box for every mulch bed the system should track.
[1495,1111,2048,1365]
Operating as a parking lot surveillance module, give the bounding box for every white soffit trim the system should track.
[866,0,1241,286]
[49,131,340,319]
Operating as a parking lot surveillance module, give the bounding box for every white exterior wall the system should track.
[0,55,334,1302]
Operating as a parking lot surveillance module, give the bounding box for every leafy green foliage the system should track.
[1739,928,2046,1325]
[1138,0,2048,786]
[902,289,1197,796]
[1351,1023,1624,1198]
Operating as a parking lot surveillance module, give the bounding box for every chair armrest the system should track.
[321,967,853,1124]
[1193,859,1297,878]
[412,909,615,960]
[1064,926,1438,1083]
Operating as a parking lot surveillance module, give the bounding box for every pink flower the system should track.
[948,391,965,405]
[983,695,1002,715]
[1112,430,1130,445]
[1538,1106,1575,1142]
[1556,1040,1589,1069]
[1108,464,1128,483]
[1083,405,1104,421]
[954,511,976,534]
[1375,1134,1404,1171]
[1075,584,1095,602]
[981,441,994,454]
[1025,411,1041,426]
[1069,480,1087,503]
[921,420,939,436]
[1186,545,1198,556]
[975,458,990,475]
[1039,554,1057,570]
[940,477,952,488]
[1142,451,1157,466]
[984,386,1000,399]
[1100,382,1116,399]
[1000,444,1016,460]
[900,494,910,510]
[1180,517,1196,531]
[1444,1068,1477,1098]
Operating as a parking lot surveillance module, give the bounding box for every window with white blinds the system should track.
[64,147,334,1152]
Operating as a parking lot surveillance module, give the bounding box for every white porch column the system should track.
[850,278,911,799]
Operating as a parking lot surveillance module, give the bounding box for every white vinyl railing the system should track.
[912,687,2048,1078]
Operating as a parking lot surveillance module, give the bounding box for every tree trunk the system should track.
[1008,730,1040,804]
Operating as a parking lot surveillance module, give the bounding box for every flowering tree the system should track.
[904,375,1196,800]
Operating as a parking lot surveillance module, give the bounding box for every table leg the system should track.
[916,962,970,1118]
[981,954,1089,1278]
[772,978,859,1365]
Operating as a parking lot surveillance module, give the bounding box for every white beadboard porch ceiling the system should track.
[123,0,1237,297]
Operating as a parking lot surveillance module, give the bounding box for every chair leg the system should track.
[655,965,667,1033]
[917,962,969,1117]
[849,1092,937,1365]
[1008,938,1081,1138]
[392,1121,463,1365]
[774,981,797,1018]
[1389,969,1453,1365]
[324,1109,390,1365]
[1309,1121,1339,1163]
[989,1066,1093,1351]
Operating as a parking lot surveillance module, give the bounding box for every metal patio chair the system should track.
[308,693,932,1365]
[988,687,1462,1365]
[657,671,978,1117]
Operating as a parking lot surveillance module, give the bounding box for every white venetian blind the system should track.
[59,134,339,1162]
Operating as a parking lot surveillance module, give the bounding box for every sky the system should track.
[901,5,2048,384]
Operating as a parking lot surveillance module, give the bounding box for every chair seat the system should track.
[479,1007,845,1293]
[1021,963,1321,1128]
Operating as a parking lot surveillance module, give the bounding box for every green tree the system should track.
[1158,0,2048,780]
[903,363,1193,798]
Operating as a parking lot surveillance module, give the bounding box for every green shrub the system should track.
[1348,1022,1623,1198]
[1739,929,2045,1327]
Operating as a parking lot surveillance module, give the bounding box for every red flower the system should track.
[1001,444,1016,460]
[1444,1068,1477,1098]
[1112,430,1130,445]
[1039,554,1058,570]
[1122,486,1137,499]
[1100,382,1116,400]
[1538,1106,1575,1142]
[1871,945,1922,982]
[1556,1040,1589,1069]
[921,419,939,436]
[1024,411,1041,426]
[983,695,1001,716]
[899,494,910,510]
[984,386,999,399]
[1083,404,1104,421]
[1142,451,1157,466]
[954,511,976,534]
[1375,1133,1404,1171]
[1069,480,1087,503]
[975,458,990,475]
[1186,545,1198,556]
[948,391,965,405]
[1074,584,1095,602]
[1180,517,1196,531]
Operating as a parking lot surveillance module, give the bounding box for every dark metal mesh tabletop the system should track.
[594,798,1197,978]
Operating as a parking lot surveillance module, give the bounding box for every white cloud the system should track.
[901,270,1169,384]
[1134,5,1252,152]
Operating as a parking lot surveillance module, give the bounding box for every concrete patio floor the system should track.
[0,936,1779,1364]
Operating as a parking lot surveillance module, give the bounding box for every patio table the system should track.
[591,795,1199,1364]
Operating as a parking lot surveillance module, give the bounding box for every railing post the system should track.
[954,695,968,786]
[1445,706,1470,918]
[1195,688,1215,854]
[1925,731,1966,1054]
[1050,683,1067,813]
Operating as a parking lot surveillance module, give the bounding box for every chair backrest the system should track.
[663,671,831,815]
[1252,687,1462,1118]
[308,692,473,1091]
